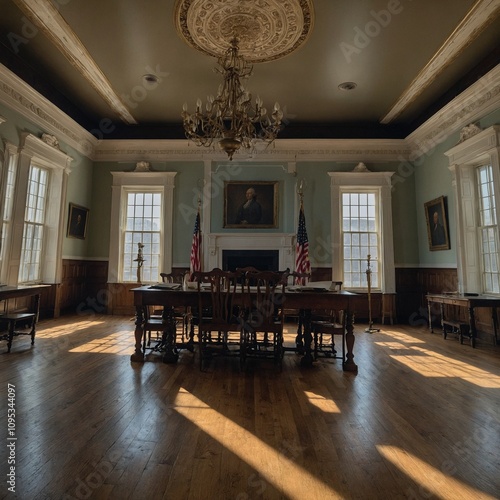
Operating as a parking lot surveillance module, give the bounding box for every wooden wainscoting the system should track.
[395,267,498,344]
[396,267,458,325]
[58,259,109,316]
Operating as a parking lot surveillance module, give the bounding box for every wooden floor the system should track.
[0,315,499,500]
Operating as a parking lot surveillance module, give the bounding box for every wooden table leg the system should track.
[468,306,476,348]
[162,306,179,364]
[440,303,446,339]
[130,305,145,362]
[299,309,313,367]
[492,307,499,346]
[343,310,358,373]
[295,308,305,354]
[428,299,433,333]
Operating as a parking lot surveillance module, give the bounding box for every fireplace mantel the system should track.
[207,233,296,271]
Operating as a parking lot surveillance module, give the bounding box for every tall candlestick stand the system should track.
[134,242,145,284]
[365,254,380,333]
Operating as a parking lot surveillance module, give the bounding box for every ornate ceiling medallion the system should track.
[174,0,314,62]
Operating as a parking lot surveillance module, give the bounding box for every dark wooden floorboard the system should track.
[0,315,499,499]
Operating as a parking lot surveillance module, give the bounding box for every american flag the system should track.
[295,202,311,285]
[189,209,201,279]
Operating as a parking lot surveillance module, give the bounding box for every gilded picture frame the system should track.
[67,203,89,239]
[224,181,278,228]
[424,196,450,251]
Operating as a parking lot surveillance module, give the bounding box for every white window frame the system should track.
[0,142,18,283]
[446,125,500,294]
[329,170,395,292]
[122,189,163,283]
[19,164,49,283]
[341,189,381,290]
[108,171,176,283]
[4,133,72,286]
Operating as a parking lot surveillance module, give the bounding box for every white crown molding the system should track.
[381,0,500,124]
[93,137,411,163]
[0,58,498,165]
[406,64,500,160]
[13,0,136,125]
[0,62,98,158]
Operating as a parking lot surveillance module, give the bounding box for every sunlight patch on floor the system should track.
[69,330,133,354]
[174,388,340,499]
[303,390,341,413]
[376,329,426,343]
[374,341,412,350]
[377,445,497,500]
[390,346,500,388]
[36,319,105,338]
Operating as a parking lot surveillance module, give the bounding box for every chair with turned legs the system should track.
[0,313,37,352]
[311,309,346,363]
[192,268,243,371]
[240,270,286,371]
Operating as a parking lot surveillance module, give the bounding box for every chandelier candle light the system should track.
[181,37,283,160]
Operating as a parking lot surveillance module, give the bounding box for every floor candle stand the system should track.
[365,254,380,334]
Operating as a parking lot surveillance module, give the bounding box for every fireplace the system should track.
[222,250,280,272]
[206,233,295,272]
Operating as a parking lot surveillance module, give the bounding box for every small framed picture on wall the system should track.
[424,196,450,251]
[67,203,89,239]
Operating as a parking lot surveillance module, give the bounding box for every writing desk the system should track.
[426,293,500,347]
[131,286,359,372]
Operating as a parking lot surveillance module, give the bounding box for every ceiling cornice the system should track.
[0,62,498,164]
[92,137,411,163]
[12,0,137,125]
[0,62,98,157]
[381,0,500,124]
[406,64,500,159]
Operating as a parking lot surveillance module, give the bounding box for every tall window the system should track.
[108,171,176,284]
[342,191,379,288]
[0,153,17,266]
[122,191,162,282]
[19,165,48,283]
[477,164,500,293]
[329,170,395,293]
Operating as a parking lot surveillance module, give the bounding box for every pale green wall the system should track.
[88,161,204,265]
[88,158,418,268]
[4,100,498,271]
[414,109,500,267]
[0,103,93,259]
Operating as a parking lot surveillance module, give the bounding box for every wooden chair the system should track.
[283,271,311,337]
[145,271,190,350]
[310,280,345,361]
[142,305,167,353]
[192,269,242,371]
[240,270,286,371]
[311,309,346,362]
[0,312,37,352]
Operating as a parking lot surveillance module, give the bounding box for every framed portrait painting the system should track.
[224,181,278,228]
[67,203,89,239]
[424,196,450,251]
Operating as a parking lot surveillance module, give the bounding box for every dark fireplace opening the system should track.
[222,250,279,272]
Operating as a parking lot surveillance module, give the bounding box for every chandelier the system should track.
[181,37,284,160]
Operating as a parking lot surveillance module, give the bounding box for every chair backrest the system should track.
[160,270,185,284]
[243,270,286,330]
[192,268,240,326]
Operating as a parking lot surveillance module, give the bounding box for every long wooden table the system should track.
[131,285,360,372]
[426,293,500,347]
